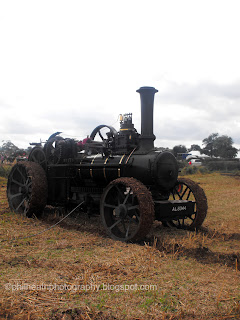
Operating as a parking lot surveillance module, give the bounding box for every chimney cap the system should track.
[136,86,158,93]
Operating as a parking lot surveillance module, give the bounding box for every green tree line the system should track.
[173,133,239,159]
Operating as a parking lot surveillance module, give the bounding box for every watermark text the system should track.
[4,282,157,293]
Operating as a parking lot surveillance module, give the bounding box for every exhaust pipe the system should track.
[136,86,158,152]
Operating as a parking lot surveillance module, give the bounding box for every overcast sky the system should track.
[0,0,240,154]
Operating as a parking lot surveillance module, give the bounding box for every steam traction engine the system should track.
[7,87,208,241]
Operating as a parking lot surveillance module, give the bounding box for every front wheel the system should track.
[164,178,208,229]
[100,177,154,241]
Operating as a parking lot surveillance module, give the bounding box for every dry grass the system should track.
[0,173,240,320]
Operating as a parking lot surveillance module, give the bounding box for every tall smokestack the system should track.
[136,86,158,152]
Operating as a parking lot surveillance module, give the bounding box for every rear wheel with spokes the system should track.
[100,177,154,241]
[7,162,48,217]
[164,178,208,229]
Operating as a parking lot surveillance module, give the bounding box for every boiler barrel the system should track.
[78,150,178,191]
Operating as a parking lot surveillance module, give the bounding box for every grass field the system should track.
[0,173,240,320]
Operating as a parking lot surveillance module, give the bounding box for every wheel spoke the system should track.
[109,219,122,230]
[193,202,197,212]
[123,191,131,205]
[26,181,32,188]
[24,177,32,190]
[134,212,140,221]
[11,178,25,187]
[9,192,23,200]
[172,189,176,200]
[24,177,30,186]
[127,205,139,211]
[181,186,189,199]
[16,197,27,211]
[104,203,116,209]
[17,167,26,182]
[174,186,182,199]
[98,130,104,141]
[115,185,125,201]
[186,189,192,200]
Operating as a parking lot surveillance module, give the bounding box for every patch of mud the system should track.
[50,308,118,320]
[145,235,240,271]
[200,226,240,241]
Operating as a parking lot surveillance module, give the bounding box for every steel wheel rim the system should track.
[166,178,207,229]
[101,183,141,241]
[7,162,48,218]
[7,165,32,216]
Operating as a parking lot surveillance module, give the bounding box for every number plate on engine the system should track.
[155,200,195,219]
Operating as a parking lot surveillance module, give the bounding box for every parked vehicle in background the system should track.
[188,159,202,166]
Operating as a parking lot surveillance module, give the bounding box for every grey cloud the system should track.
[0,102,120,150]
[158,80,240,105]
[157,81,240,122]
[155,119,209,143]
[39,109,116,135]
[1,81,240,151]
[157,117,240,148]
[2,117,50,135]
[153,80,240,147]
[0,100,15,110]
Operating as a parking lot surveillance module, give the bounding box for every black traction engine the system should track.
[7,87,208,241]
